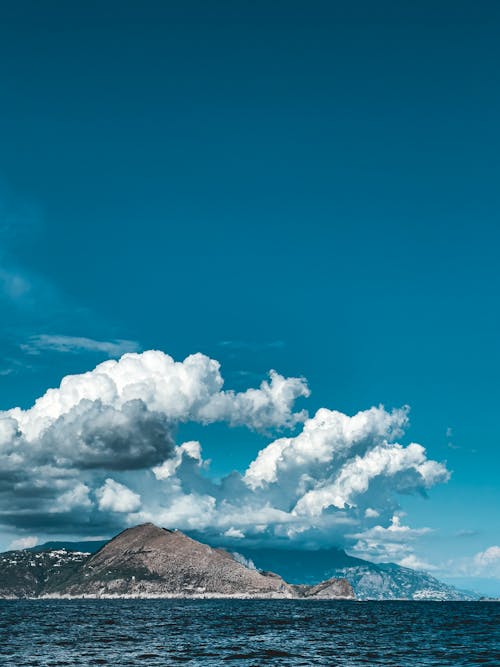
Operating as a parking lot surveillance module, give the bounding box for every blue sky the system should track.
[0,1,499,595]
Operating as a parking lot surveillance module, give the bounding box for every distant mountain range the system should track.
[23,529,479,601]
[234,546,479,601]
[0,524,354,599]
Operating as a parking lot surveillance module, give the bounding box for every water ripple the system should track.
[0,600,498,666]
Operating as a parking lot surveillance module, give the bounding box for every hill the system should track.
[1,524,354,599]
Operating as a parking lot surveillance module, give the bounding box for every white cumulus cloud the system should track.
[6,350,308,444]
[96,479,142,513]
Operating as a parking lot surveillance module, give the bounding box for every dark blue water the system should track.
[0,600,498,666]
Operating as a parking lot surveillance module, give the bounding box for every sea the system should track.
[0,599,498,666]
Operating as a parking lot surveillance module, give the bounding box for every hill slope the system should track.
[50,523,294,598]
[0,549,88,598]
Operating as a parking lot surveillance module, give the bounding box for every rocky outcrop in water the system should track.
[0,523,354,599]
[292,577,355,599]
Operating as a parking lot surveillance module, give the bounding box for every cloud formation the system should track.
[0,350,308,532]
[132,403,448,555]
[473,546,500,577]
[0,349,449,556]
[96,479,141,513]
[21,335,141,358]
[435,545,500,582]
[243,406,448,527]
[347,515,433,565]
[5,350,308,443]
